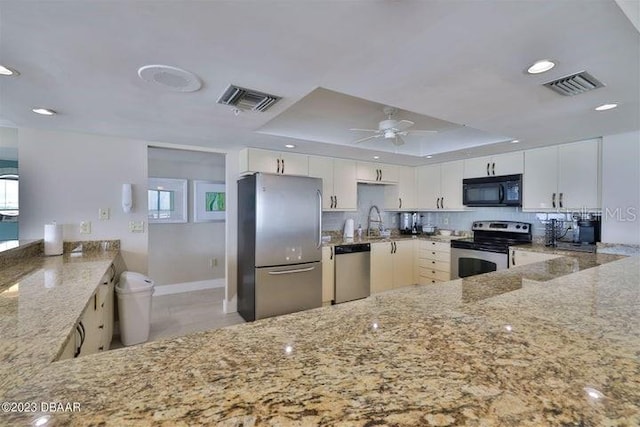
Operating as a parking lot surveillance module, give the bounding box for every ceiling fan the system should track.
[350,106,437,146]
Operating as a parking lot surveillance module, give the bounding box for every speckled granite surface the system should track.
[2,248,638,425]
[0,248,121,397]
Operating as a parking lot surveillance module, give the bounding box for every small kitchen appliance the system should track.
[399,212,421,235]
[451,220,532,279]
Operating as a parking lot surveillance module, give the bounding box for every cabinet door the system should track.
[379,163,398,183]
[332,159,357,210]
[416,165,440,209]
[370,242,393,294]
[309,156,334,210]
[558,140,600,209]
[321,246,335,304]
[463,156,492,178]
[493,152,524,176]
[280,152,309,176]
[244,149,280,174]
[78,297,101,356]
[393,240,415,288]
[397,166,417,210]
[356,161,379,182]
[440,161,464,209]
[524,146,558,210]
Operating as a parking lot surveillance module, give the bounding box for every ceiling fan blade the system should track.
[349,128,379,133]
[408,129,438,134]
[393,135,406,146]
[353,134,382,144]
[394,120,415,132]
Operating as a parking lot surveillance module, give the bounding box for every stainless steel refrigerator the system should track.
[237,173,323,321]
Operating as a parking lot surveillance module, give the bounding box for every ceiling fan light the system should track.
[384,130,395,139]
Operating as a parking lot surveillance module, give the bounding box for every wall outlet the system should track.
[443,217,449,225]
[209,258,218,268]
[80,221,91,234]
[129,221,144,233]
[99,208,110,220]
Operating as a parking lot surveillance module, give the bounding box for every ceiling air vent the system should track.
[543,71,604,96]
[217,85,281,112]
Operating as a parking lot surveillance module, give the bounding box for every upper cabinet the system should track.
[309,156,357,211]
[416,160,464,210]
[356,162,398,184]
[523,139,600,210]
[463,152,524,178]
[384,166,417,210]
[239,148,309,176]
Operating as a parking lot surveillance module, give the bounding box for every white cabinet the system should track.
[322,246,335,305]
[356,162,398,183]
[417,161,464,210]
[239,148,308,176]
[384,166,417,210]
[417,240,451,284]
[464,152,524,178]
[309,157,357,211]
[370,240,415,293]
[524,139,600,210]
[510,249,561,267]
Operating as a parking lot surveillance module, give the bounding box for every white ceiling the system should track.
[0,0,638,166]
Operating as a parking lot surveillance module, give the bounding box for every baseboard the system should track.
[153,279,225,296]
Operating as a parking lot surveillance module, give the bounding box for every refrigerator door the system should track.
[255,173,322,267]
[255,262,322,320]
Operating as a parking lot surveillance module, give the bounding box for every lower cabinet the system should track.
[370,240,415,294]
[417,240,451,284]
[322,246,335,305]
[510,249,562,267]
[57,264,116,360]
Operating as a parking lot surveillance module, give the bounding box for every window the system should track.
[0,174,18,217]
[147,178,187,223]
[148,189,175,219]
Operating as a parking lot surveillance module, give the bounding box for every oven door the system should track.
[451,247,508,279]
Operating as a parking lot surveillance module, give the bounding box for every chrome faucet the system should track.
[367,205,383,237]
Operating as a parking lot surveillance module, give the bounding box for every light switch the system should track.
[129,221,144,233]
[80,221,91,234]
[99,208,110,220]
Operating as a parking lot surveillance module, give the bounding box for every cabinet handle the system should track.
[98,324,104,329]
[399,198,402,209]
[282,159,285,174]
[486,163,490,176]
[109,264,116,283]
[436,197,440,209]
[552,193,556,209]
[432,261,436,264]
[441,196,445,209]
[277,158,281,174]
[334,196,337,208]
[559,192,563,208]
[330,247,333,260]
[390,242,394,254]
[511,250,516,266]
[98,346,104,351]
[492,162,495,175]
[94,294,97,311]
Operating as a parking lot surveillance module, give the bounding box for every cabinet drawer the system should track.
[419,240,450,253]
[418,259,450,272]
[418,268,451,282]
[419,249,451,262]
[418,277,448,285]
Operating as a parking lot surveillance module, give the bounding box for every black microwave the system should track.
[462,174,522,207]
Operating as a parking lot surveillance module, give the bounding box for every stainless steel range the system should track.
[451,221,532,279]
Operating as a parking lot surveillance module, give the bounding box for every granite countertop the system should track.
[0,247,121,396]
[2,247,638,425]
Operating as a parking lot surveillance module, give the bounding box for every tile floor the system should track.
[111,287,245,349]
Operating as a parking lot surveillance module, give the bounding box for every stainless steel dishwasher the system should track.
[334,243,371,304]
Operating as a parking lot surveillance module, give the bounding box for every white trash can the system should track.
[116,272,154,346]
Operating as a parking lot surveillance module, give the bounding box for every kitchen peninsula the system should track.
[1,244,638,426]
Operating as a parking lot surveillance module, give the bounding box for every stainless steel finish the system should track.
[471,221,531,233]
[334,246,371,304]
[255,262,321,319]
[451,247,508,279]
[254,173,322,267]
[367,205,383,237]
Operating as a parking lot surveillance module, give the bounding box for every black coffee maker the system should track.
[576,217,601,244]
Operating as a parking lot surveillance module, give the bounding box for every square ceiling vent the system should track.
[217,85,281,112]
[543,71,604,96]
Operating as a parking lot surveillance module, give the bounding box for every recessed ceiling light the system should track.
[511,139,520,144]
[595,103,617,111]
[373,156,380,160]
[527,59,555,74]
[0,65,18,76]
[426,155,433,159]
[32,108,56,116]
[284,144,296,149]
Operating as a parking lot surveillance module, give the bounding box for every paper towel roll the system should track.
[44,223,63,256]
[343,218,354,239]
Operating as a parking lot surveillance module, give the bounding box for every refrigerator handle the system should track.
[317,189,322,248]
[268,266,316,275]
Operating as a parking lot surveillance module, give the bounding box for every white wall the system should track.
[601,130,640,244]
[224,149,240,313]
[148,149,226,286]
[19,128,149,272]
